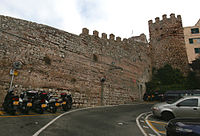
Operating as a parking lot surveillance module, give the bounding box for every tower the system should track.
[149,13,189,73]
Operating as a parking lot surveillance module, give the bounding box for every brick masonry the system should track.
[0,15,151,107]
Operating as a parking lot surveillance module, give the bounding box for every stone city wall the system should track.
[0,15,151,107]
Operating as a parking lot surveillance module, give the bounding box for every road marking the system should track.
[147,120,166,134]
[145,114,162,136]
[136,112,150,136]
[149,133,156,136]
[0,113,60,118]
[148,120,167,125]
[33,103,145,136]
[140,120,145,123]
[143,125,149,129]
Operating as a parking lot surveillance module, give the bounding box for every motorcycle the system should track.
[60,93,73,111]
[18,91,33,114]
[2,90,19,115]
[46,93,60,113]
[32,91,47,114]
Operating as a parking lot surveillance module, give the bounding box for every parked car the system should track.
[165,118,200,136]
[151,96,200,121]
[164,89,200,102]
[143,91,164,102]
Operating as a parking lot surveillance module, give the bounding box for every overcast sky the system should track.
[0,0,199,39]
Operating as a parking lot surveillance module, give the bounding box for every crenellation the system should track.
[170,13,176,19]
[93,30,99,37]
[155,17,160,23]
[101,33,107,39]
[149,13,182,25]
[109,33,115,40]
[148,20,153,25]
[82,28,89,35]
[116,37,121,42]
[177,15,182,21]
[162,14,167,20]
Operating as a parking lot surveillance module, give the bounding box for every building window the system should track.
[194,38,200,44]
[194,48,200,54]
[189,38,200,44]
[191,28,199,34]
[189,38,193,44]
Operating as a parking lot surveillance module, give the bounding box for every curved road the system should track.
[37,104,152,136]
[0,103,153,136]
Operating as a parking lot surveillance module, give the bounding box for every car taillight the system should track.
[61,93,66,95]
[12,97,19,101]
[40,99,45,103]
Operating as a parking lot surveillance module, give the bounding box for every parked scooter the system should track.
[60,93,73,111]
[46,93,60,113]
[2,90,19,115]
[18,91,33,114]
[32,91,47,114]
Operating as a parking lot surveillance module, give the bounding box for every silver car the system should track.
[151,96,200,121]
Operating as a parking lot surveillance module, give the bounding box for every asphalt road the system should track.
[0,103,153,136]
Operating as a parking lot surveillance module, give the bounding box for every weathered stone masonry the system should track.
[0,15,151,107]
[149,13,189,74]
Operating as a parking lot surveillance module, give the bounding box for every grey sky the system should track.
[0,0,199,39]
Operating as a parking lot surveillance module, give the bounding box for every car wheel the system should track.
[162,111,174,121]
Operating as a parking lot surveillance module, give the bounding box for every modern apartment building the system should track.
[184,19,200,63]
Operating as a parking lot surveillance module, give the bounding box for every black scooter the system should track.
[46,93,59,113]
[2,90,19,115]
[18,91,33,114]
[60,93,73,111]
[32,91,47,114]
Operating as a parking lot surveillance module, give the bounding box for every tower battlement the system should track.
[81,27,123,42]
[148,13,189,74]
[148,13,182,25]
[148,13,184,40]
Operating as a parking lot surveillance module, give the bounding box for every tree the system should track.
[190,57,200,71]
[186,71,200,89]
[146,64,186,93]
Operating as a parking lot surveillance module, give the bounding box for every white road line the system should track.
[33,103,144,136]
[136,112,148,136]
[145,113,161,136]
[32,108,90,136]
[143,125,149,129]
[149,134,156,136]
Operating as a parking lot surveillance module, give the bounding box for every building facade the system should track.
[184,19,200,63]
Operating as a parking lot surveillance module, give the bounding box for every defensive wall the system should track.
[149,13,189,74]
[0,15,151,107]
